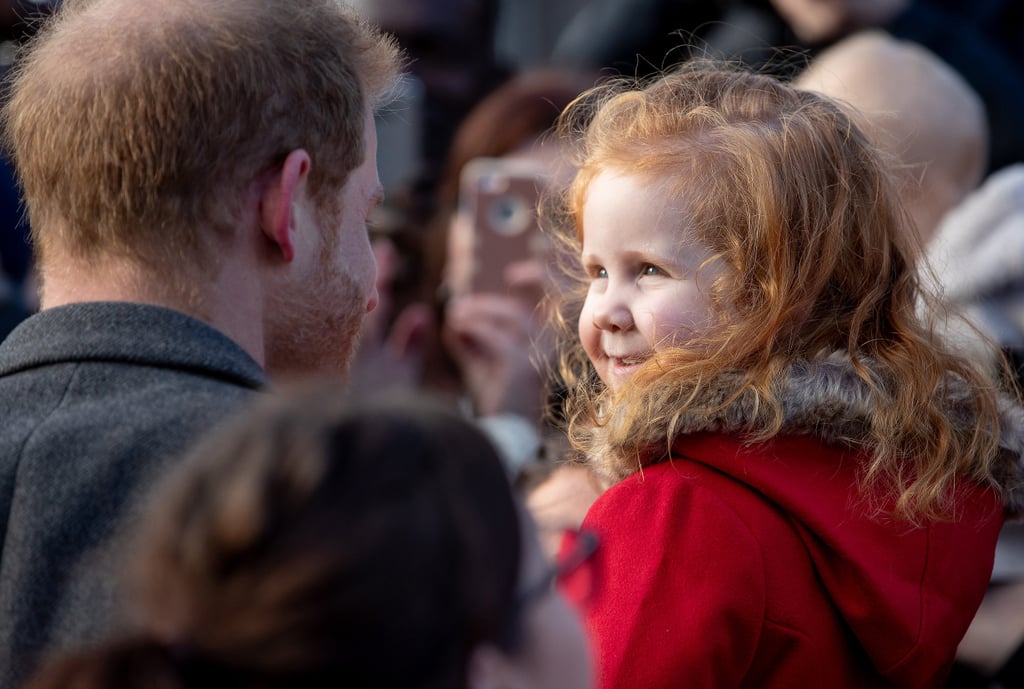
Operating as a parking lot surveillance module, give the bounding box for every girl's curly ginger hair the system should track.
[544,60,1019,520]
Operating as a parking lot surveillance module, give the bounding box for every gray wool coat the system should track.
[0,301,268,689]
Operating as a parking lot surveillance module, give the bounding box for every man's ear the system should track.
[259,149,311,263]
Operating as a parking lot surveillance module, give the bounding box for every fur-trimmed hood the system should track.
[573,355,1019,685]
[585,354,1024,513]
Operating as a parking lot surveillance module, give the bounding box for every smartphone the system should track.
[458,156,551,295]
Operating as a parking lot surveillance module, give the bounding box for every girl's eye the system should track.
[594,267,608,279]
[641,264,662,276]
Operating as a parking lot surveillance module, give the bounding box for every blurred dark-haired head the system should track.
[29,386,525,689]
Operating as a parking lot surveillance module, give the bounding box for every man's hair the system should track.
[2,0,400,274]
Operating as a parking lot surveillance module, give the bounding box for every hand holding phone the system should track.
[457,156,551,297]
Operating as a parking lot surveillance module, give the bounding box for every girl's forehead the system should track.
[579,171,708,254]
[580,169,691,224]
[581,166,665,199]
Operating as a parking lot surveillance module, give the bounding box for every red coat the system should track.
[561,432,1004,689]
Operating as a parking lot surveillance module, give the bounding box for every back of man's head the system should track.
[3,0,399,281]
[796,30,988,242]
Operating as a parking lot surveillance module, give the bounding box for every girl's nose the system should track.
[590,287,634,332]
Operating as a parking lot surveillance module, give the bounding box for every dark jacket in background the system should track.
[551,0,1024,175]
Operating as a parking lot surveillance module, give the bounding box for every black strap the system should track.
[945,660,992,689]
[994,637,1024,687]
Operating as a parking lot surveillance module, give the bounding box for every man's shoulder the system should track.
[0,301,268,389]
[0,357,266,689]
[0,301,269,476]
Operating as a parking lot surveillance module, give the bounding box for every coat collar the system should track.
[586,354,1024,511]
[0,301,268,390]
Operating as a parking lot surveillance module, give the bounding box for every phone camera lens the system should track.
[488,193,530,236]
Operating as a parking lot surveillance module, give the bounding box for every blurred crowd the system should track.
[0,0,1023,688]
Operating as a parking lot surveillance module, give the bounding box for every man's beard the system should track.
[264,245,367,383]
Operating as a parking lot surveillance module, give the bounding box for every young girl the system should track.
[548,61,1024,688]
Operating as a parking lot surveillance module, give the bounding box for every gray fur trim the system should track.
[588,355,1024,512]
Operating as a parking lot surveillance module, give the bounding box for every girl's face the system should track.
[578,170,719,392]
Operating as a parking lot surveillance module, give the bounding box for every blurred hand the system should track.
[443,292,549,421]
[527,464,605,561]
[348,236,434,395]
[349,300,433,395]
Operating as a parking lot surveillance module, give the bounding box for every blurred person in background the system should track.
[769,0,1024,174]
[348,0,512,226]
[351,67,601,483]
[24,385,596,689]
[551,0,1024,174]
[794,30,987,248]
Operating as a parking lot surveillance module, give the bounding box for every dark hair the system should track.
[436,67,602,211]
[26,385,522,689]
